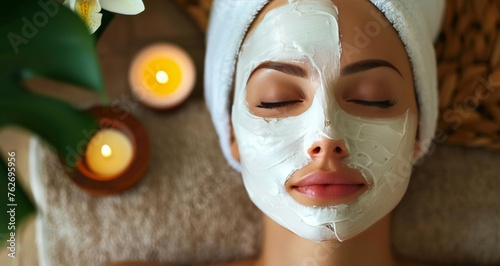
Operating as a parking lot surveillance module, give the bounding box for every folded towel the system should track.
[30,100,262,266]
[30,99,500,265]
[204,0,445,170]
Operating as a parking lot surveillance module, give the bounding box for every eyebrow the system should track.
[253,61,308,78]
[341,59,403,77]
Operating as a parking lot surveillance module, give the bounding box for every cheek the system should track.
[231,98,326,179]
[343,110,418,187]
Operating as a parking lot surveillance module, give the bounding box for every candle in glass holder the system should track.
[85,128,134,180]
[129,43,196,109]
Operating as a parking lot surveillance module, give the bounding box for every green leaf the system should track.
[0,156,36,244]
[0,88,100,169]
[0,0,107,100]
[0,0,105,166]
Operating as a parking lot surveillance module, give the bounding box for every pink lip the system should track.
[292,171,367,201]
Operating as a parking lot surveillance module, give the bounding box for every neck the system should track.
[255,215,398,266]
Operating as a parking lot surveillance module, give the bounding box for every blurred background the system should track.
[1,0,500,265]
[0,0,206,264]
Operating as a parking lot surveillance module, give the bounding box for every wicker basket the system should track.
[435,0,500,151]
[175,0,500,151]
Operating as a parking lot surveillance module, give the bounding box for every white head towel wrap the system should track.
[205,0,445,170]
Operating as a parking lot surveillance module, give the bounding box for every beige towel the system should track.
[31,98,500,265]
[30,100,262,266]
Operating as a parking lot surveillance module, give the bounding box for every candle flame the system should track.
[156,70,169,84]
[101,144,112,158]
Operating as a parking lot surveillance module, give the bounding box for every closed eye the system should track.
[256,100,303,109]
[347,99,397,108]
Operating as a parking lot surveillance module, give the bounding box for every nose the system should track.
[307,138,349,161]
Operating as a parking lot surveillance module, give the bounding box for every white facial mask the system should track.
[232,0,417,242]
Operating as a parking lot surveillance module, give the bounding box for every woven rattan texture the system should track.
[435,0,500,151]
[175,0,500,151]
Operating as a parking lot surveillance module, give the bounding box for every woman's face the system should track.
[231,0,418,242]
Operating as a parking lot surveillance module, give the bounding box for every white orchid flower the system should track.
[64,0,145,33]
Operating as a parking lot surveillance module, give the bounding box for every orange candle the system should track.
[129,43,196,109]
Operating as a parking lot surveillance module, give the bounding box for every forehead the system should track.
[245,0,412,79]
[241,0,340,72]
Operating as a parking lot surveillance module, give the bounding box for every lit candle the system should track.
[129,43,196,109]
[85,128,134,180]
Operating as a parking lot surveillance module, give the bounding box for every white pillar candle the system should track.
[129,43,196,109]
[85,128,134,180]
